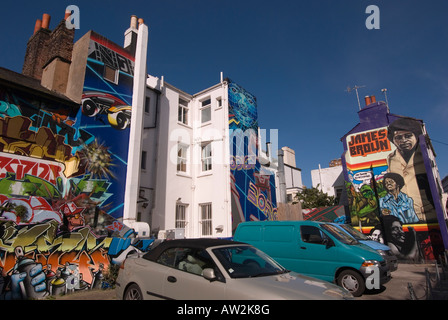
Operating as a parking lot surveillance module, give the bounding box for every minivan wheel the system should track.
[124,284,143,300]
[337,270,365,297]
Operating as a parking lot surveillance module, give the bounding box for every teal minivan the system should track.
[234,220,391,296]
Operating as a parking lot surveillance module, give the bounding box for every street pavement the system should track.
[50,263,445,300]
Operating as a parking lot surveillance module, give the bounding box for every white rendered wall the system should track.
[311,165,343,197]
[147,80,232,238]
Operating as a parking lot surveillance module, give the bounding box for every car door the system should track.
[132,256,168,300]
[298,225,339,282]
[162,247,227,299]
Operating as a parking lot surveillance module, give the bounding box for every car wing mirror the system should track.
[323,238,335,248]
[203,268,216,281]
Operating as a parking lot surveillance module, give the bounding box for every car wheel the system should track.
[337,270,365,297]
[82,100,99,117]
[124,283,143,300]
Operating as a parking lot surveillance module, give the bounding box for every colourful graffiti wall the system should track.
[228,81,277,233]
[342,102,447,261]
[0,82,147,299]
[78,32,135,220]
[0,31,142,299]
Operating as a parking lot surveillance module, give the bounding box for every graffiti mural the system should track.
[0,30,144,299]
[0,218,152,300]
[228,81,277,233]
[77,32,135,219]
[342,103,447,262]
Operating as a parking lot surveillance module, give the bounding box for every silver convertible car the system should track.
[115,238,353,300]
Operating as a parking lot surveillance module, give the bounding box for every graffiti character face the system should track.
[390,220,405,244]
[68,213,85,227]
[392,130,417,152]
[370,229,384,243]
[384,177,398,192]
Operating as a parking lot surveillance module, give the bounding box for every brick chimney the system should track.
[22,13,52,79]
[22,11,75,95]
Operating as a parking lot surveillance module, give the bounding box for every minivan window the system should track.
[338,224,369,240]
[301,226,328,245]
[321,224,357,244]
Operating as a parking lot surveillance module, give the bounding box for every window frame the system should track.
[200,98,211,124]
[175,203,188,229]
[200,203,212,236]
[103,65,119,84]
[178,97,189,126]
[200,142,212,173]
[177,142,189,173]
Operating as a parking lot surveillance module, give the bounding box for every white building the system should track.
[311,161,344,199]
[122,22,278,239]
[133,76,232,238]
[280,147,303,203]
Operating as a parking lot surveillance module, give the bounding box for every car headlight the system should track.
[377,250,387,257]
[361,260,380,267]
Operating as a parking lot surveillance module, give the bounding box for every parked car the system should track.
[234,220,391,297]
[115,238,353,300]
[329,223,398,272]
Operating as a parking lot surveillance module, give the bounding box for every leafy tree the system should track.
[295,185,337,209]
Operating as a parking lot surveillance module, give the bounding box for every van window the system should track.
[300,226,327,245]
[321,224,354,244]
[265,226,294,242]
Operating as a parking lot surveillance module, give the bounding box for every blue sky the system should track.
[1,0,448,187]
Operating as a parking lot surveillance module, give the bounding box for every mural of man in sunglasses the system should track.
[386,118,435,222]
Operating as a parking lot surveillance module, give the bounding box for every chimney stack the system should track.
[23,10,75,95]
[124,15,140,56]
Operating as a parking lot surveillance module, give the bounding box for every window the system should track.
[201,142,212,172]
[177,143,188,173]
[103,65,118,84]
[141,150,147,170]
[178,98,189,125]
[200,203,212,236]
[201,99,211,123]
[176,203,187,229]
[216,97,222,108]
[156,247,216,277]
[301,226,327,245]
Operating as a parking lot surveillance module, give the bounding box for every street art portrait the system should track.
[343,117,445,262]
[228,81,277,233]
[0,32,145,299]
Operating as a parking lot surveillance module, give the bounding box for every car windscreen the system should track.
[212,245,287,279]
[338,224,369,240]
[321,224,358,245]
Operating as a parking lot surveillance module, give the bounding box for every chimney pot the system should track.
[370,95,376,103]
[130,15,138,29]
[364,96,372,106]
[34,19,42,34]
[64,9,71,20]
[138,18,144,26]
[42,13,51,29]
